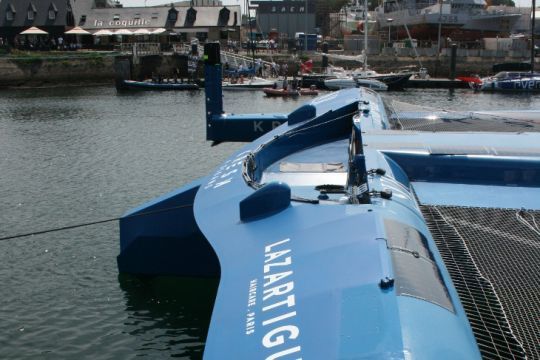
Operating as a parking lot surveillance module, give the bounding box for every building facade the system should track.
[0,0,240,44]
[253,0,316,38]
[0,0,76,42]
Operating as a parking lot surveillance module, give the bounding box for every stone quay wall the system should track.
[0,51,536,87]
[0,54,116,87]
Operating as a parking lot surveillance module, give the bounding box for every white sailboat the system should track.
[350,0,415,89]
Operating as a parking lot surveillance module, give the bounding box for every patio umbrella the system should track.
[65,26,91,35]
[133,29,151,35]
[20,27,48,35]
[93,29,114,36]
[114,29,133,35]
[151,28,167,34]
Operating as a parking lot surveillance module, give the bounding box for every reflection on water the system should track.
[118,275,219,359]
[0,85,303,359]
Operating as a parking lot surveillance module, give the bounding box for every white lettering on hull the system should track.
[243,237,302,357]
[204,150,250,190]
[261,238,302,358]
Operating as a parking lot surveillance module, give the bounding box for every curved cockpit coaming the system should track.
[246,104,359,186]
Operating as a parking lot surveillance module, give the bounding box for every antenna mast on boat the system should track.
[532,0,536,73]
[363,0,368,70]
[246,0,256,64]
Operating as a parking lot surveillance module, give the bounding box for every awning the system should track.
[93,29,114,36]
[20,26,48,35]
[114,29,133,35]
[65,26,91,35]
[151,28,167,34]
[133,29,151,35]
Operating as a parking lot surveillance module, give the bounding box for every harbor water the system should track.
[1,86,539,359]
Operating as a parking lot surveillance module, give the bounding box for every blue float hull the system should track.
[480,71,540,91]
[118,44,539,359]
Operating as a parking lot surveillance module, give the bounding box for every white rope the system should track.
[516,209,540,238]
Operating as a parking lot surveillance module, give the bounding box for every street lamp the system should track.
[386,18,393,44]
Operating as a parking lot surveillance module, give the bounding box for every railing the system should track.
[178,43,276,70]
[120,43,161,56]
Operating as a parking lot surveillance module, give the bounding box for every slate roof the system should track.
[77,5,241,30]
[0,0,241,32]
[0,0,74,28]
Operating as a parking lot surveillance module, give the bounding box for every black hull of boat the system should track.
[301,74,337,90]
[373,73,413,90]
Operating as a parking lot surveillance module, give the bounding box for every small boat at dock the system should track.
[324,77,388,91]
[222,77,276,91]
[352,69,413,90]
[263,86,319,97]
[121,79,199,91]
[474,71,540,92]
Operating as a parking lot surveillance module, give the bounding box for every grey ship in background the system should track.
[375,0,523,41]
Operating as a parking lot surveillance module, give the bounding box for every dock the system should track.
[406,78,469,89]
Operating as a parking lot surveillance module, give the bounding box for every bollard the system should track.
[322,42,328,69]
[450,43,457,80]
[113,57,132,90]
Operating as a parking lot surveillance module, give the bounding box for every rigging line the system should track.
[0,204,193,242]
[516,209,540,237]
[390,98,537,125]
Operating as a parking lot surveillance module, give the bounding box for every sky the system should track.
[119,0,533,10]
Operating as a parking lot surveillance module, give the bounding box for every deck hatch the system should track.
[420,205,538,360]
[383,219,454,312]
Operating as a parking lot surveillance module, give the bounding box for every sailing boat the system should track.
[473,2,540,91]
[349,0,414,89]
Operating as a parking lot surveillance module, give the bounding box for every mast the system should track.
[246,0,255,64]
[363,0,368,70]
[437,0,442,61]
[532,0,536,73]
[305,0,308,52]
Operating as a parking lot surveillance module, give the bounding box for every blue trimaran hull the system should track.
[118,44,540,359]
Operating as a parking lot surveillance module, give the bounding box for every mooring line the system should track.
[0,204,193,241]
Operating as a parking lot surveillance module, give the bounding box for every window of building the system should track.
[151,12,159,19]
[6,10,14,21]
[134,13,140,19]
[113,14,120,20]
[168,11,177,21]
[48,2,58,20]
[27,3,37,21]
[185,8,196,24]
[66,6,75,26]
